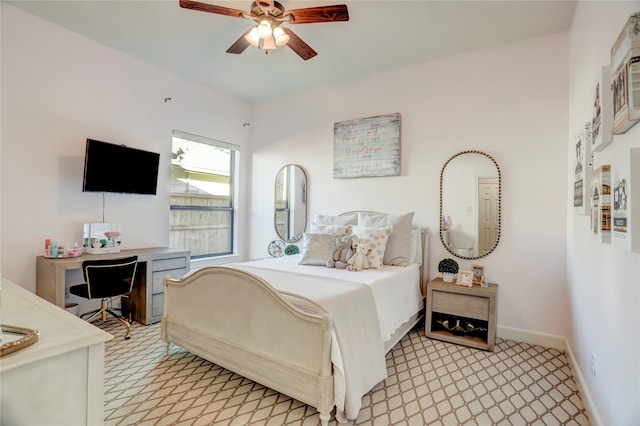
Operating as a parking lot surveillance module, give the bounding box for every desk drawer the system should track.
[152,257,187,272]
[152,268,187,294]
[152,293,164,318]
[432,290,490,320]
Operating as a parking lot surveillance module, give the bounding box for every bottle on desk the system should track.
[51,241,59,257]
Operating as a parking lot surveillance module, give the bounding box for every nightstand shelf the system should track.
[425,277,498,351]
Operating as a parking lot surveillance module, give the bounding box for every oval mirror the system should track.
[274,164,308,243]
[440,151,501,259]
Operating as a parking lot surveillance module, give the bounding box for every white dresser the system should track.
[1,278,112,425]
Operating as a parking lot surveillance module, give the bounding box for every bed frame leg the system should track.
[319,411,330,426]
[162,342,169,355]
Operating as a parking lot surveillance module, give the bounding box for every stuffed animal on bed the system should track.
[327,235,356,269]
[347,242,371,271]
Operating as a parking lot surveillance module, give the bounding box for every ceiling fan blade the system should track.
[179,0,247,19]
[282,27,317,60]
[284,4,349,24]
[226,29,253,54]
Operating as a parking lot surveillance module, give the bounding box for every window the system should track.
[170,131,239,258]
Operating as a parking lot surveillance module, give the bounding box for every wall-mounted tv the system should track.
[82,139,160,195]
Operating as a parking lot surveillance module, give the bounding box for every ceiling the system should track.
[9,0,577,102]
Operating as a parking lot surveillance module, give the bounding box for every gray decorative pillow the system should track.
[298,233,339,266]
[358,212,414,266]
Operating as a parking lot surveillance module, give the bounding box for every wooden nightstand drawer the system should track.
[432,291,490,320]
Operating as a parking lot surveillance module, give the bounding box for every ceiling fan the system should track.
[179,0,349,60]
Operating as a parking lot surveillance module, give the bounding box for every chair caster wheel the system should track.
[125,336,131,340]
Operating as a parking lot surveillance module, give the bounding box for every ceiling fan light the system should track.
[273,26,289,46]
[262,34,277,50]
[257,20,272,38]
[245,27,260,47]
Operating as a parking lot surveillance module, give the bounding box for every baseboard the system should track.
[564,341,602,426]
[497,325,602,426]
[497,325,566,350]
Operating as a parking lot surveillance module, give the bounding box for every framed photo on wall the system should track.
[591,65,613,152]
[573,122,592,215]
[590,165,611,244]
[612,148,640,253]
[610,12,640,135]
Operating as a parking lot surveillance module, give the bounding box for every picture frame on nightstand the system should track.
[471,264,485,285]
[456,270,473,287]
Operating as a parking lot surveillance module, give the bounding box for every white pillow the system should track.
[309,223,352,236]
[358,212,414,266]
[408,228,423,265]
[298,233,338,266]
[313,213,358,226]
[351,226,392,269]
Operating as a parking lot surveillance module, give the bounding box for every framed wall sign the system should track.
[612,148,640,252]
[610,12,640,135]
[574,122,592,215]
[333,113,401,179]
[591,65,614,152]
[590,165,611,244]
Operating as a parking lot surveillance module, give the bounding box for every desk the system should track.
[1,278,112,425]
[36,247,190,325]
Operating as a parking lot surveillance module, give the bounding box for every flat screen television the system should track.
[82,139,160,195]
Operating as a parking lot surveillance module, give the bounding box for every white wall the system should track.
[568,2,640,425]
[0,4,251,291]
[249,32,571,338]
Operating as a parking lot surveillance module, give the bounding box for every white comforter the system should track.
[228,255,422,421]
[243,255,423,340]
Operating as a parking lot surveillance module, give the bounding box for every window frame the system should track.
[170,130,239,259]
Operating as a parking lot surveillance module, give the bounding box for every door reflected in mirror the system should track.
[274,164,308,243]
[440,151,501,259]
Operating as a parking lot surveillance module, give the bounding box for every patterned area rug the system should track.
[100,319,590,425]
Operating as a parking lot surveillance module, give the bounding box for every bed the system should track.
[161,212,428,425]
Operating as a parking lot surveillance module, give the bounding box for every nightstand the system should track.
[425,277,498,351]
